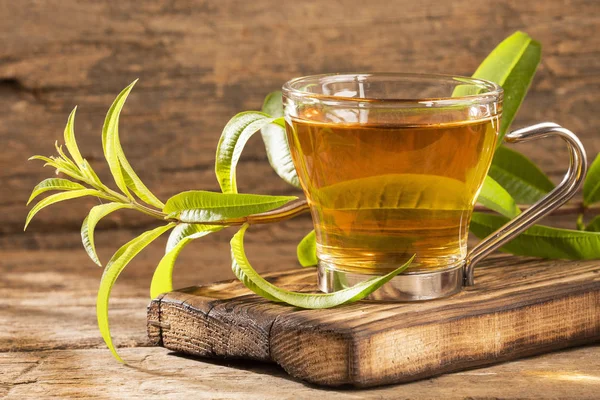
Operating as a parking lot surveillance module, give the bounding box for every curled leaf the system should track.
[97,223,175,362]
[260,91,300,188]
[297,230,317,267]
[215,111,282,193]
[82,203,135,266]
[150,224,223,298]
[230,224,414,309]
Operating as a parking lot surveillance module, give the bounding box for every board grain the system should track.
[148,256,600,387]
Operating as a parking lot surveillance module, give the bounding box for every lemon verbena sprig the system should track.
[25,80,411,363]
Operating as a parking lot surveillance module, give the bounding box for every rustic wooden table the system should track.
[2,228,599,399]
[2,0,600,398]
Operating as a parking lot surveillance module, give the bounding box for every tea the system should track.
[286,115,498,273]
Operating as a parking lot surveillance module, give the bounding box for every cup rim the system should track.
[282,72,503,107]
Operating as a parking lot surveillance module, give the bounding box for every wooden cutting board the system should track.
[147,256,600,388]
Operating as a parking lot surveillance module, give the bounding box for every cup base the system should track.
[317,261,464,301]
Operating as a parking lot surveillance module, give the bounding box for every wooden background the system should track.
[1,1,599,397]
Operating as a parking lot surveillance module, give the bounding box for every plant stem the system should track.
[178,199,311,226]
[195,200,600,227]
[75,173,170,220]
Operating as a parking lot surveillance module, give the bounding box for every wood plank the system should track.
[149,256,600,387]
[2,0,599,233]
[2,346,600,399]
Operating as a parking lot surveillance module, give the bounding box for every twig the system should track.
[181,200,600,227]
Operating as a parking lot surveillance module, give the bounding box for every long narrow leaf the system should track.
[215,111,281,193]
[27,178,86,205]
[150,224,223,298]
[163,190,297,223]
[63,106,85,168]
[82,203,135,266]
[231,224,414,309]
[489,146,554,204]
[102,81,137,199]
[81,159,104,187]
[260,91,300,188]
[471,31,542,144]
[477,176,520,218]
[470,213,600,259]
[97,223,175,362]
[118,158,165,209]
[25,189,113,230]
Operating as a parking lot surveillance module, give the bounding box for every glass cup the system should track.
[282,73,586,301]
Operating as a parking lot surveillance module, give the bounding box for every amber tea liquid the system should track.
[286,115,498,273]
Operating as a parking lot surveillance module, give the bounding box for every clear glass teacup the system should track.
[282,73,586,300]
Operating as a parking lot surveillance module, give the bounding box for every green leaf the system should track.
[471,31,541,144]
[150,223,223,298]
[102,81,136,199]
[297,230,317,267]
[488,146,554,204]
[81,159,104,187]
[583,154,600,206]
[81,203,135,266]
[118,161,165,209]
[101,81,164,207]
[585,216,600,232]
[260,91,300,188]
[215,111,283,193]
[63,106,85,169]
[261,90,284,117]
[477,176,520,218]
[163,190,297,223]
[97,223,175,362]
[230,224,414,309]
[470,213,600,259]
[27,178,86,205]
[25,189,113,230]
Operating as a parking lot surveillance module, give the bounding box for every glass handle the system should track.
[464,123,587,286]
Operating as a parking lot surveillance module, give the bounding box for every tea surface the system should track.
[286,115,498,273]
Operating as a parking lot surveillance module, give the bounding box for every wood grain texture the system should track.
[3,0,600,237]
[149,256,600,387]
[2,346,600,400]
[2,232,600,398]
[2,0,600,397]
